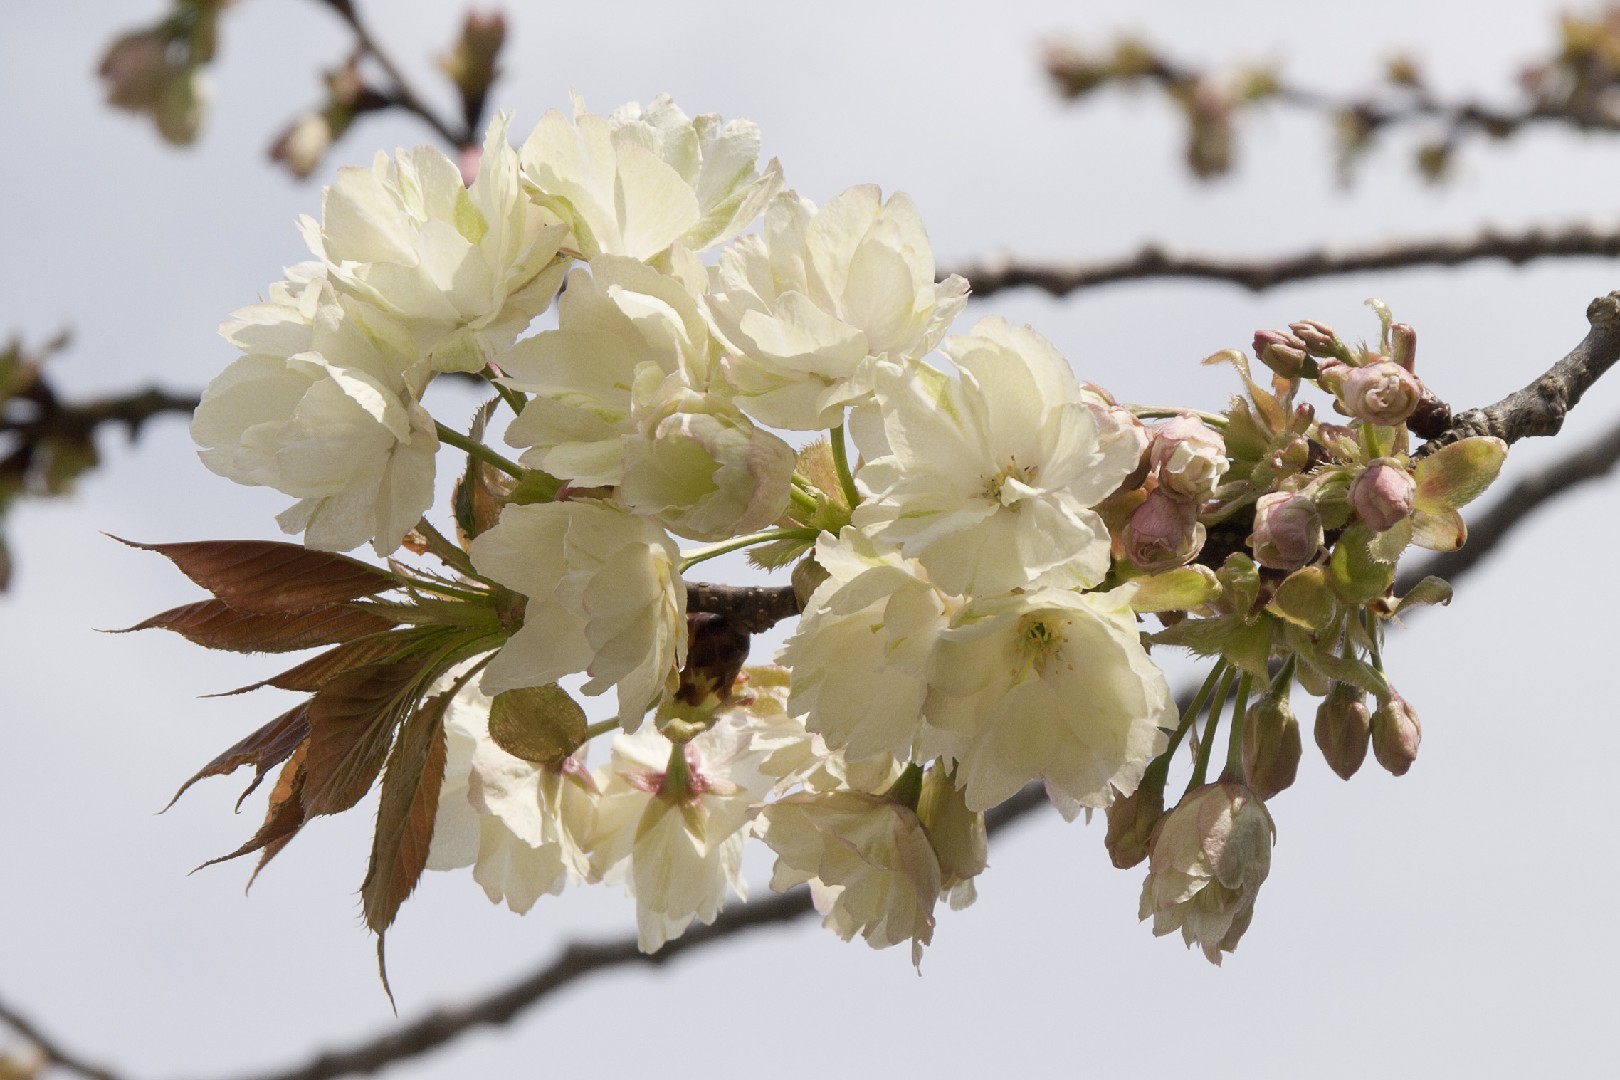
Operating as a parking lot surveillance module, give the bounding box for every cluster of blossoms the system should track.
[141,96,1504,974]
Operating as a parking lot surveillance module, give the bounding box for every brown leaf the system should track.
[487,684,586,764]
[165,703,311,812]
[362,690,450,938]
[207,631,431,696]
[112,536,397,613]
[302,655,433,817]
[114,599,398,653]
[195,744,310,886]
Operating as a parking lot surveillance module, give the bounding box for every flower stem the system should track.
[583,718,620,742]
[679,527,821,571]
[829,424,861,510]
[435,421,526,480]
[1189,664,1236,790]
[789,484,820,523]
[413,517,479,578]
[482,367,528,416]
[1126,405,1229,428]
[1224,671,1255,779]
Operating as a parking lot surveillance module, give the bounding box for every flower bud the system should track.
[1350,458,1417,532]
[1340,360,1423,426]
[269,112,335,180]
[1248,491,1323,571]
[1242,695,1301,799]
[1150,414,1228,501]
[1105,781,1164,869]
[1124,488,1205,572]
[1371,694,1421,776]
[1253,329,1309,379]
[1288,319,1341,358]
[1138,781,1274,965]
[439,12,507,112]
[1314,682,1371,780]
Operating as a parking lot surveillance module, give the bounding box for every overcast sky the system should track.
[4,2,1618,1078]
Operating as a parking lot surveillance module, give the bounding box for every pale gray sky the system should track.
[3,2,1616,1077]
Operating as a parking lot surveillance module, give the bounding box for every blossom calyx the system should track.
[1241,694,1302,800]
[1370,694,1421,776]
[1340,361,1423,426]
[1138,781,1274,965]
[1314,682,1371,780]
[1124,488,1205,572]
[1248,491,1323,571]
[1350,458,1416,532]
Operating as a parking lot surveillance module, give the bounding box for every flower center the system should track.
[984,456,1038,506]
[1015,612,1067,677]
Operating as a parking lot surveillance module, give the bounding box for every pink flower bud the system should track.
[1288,319,1341,358]
[1150,414,1228,501]
[1340,360,1423,426]
[1242,695,1301,799]
[1350,458,1416,532]
[1253,329,1309,378]
[1371,694,1421,776]
[1105,781,1165,869]
[1248,491,1323,571]
[1124,488,1205,572]
[1314,682,1371,780]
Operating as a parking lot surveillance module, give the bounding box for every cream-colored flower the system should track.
[852,317,1141,596]
[470,501,686,729]
[757,791,941,965]
[500,251,715,487]
[305,113,569,374]
[922,586,1174,813]
[708,186,968,430]
[520,95,782,262]
[1138,781,1275,965]
[779,529,952,763]
[192,280,437,555]
[616,382,795,542]
[425,675,594,913]
[587,717,772,952]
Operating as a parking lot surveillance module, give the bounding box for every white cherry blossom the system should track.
[708,185,968,430]
[852,316,1142,596]
[470,501,686,729]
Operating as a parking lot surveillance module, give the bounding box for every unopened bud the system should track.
[1341,361,1423,426]
[269,112,335,179]
[1248,491,1323,571]
[439,11,508,111]
[1242,695,1301,799]
[1253,329,1309,379]
[1370,694,1421,776]
[1124,488,1205,572]
[1314,683,1371,780]
[1289,319,1341,358]
[1106,779,1165,869]
[1350,458,1416,532]
[1150,414,1228,500]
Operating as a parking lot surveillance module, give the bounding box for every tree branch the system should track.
[943,222,1620,299]
[1416,290,1620,458]
[0,994,124,1080]
[310,0,470,149]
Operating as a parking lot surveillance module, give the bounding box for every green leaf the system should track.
[1128,565,1221,613]
[1414,436,1507,512]
[487,684,587,764]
